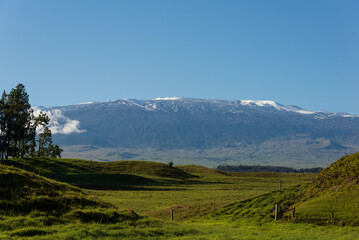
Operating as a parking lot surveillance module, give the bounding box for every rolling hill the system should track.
[5,158,195,190]
[201,152,359,226]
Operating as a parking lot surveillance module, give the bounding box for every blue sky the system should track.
[0,0,358,114]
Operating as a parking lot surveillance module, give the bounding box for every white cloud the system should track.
[33,107,86,134]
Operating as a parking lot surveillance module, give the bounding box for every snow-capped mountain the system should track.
[36,98,359,168]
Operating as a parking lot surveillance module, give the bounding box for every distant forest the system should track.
[216,165,323,173]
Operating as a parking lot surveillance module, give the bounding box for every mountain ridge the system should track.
[38,98,358,118]
[35,98,359,168]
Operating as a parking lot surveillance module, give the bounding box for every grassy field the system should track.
[1,217,359,239]
[5,158,314,221]
[90,170,314,221]
[293,188,359,225]
[1,156,359,239]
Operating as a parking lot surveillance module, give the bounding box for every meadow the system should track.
[1,157,359,239]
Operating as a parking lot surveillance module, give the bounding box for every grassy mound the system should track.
[305,152,359,198]
[7,158,195,179]
[5,158,196,190]
[176,165,227,177]
[291,153,359,225]
[0,164,110,216]
[0,163,143,237]
[293,188,359,225]
[81,160,195,179]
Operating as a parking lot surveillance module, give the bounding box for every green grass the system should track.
[176,165,229,177]
[195,151,359,226]
[0,162,142,232]
[1,219,359,239]
[2,158,315,223]
[305,152,359,198]
[0,164,111,216]
[88,171,313,221]
[5,158,315,220]
[2,156,359,239]
[200,183,308,223]
[7,157,194,179]
[287,153,359,225]
[1,158,314,222]
[294,187,359,225]
[5,158,195,190]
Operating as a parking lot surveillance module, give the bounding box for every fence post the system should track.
[170,209,174,221]
[331,209,334,220]
[275,203,279,221]
[292,207,295,218]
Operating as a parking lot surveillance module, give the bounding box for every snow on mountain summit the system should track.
[240,100,279,107]
[39,98,356,119]
[240,100,315,115]
[110,98,353,117]
[153,97,181,100]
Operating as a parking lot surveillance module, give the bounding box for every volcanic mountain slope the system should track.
[36,98,359,168]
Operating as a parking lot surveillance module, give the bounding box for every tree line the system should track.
[0,84,62,161]
[216,164,323,173]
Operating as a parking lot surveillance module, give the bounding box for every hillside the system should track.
[200,183,308,223]
[200,152,359,226]
[5,158,195,190]
[176,165,228,177]
[0,164,105,214]
[292,153,359,225]
[0,164,140,225]
[3,157,314,220]
[0,157,341,239]
[304,152,359,198]
[35,98,359,168]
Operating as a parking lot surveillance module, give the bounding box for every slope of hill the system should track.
[304,152,359,198]
[200,183,308,223]
[6,158,196,190]
[0,157,337,239]
[176,165,228,177]
[36,98,359,168]
[0,164,102,214]
[0,164,127,222]
[200,152,359,226]
[292,153,359,225]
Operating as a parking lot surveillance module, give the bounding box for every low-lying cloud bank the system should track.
[33,107,86,134]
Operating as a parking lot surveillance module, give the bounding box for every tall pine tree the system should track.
[7,84,33,158]
[0,83,62,160]
[0,91,8,161]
